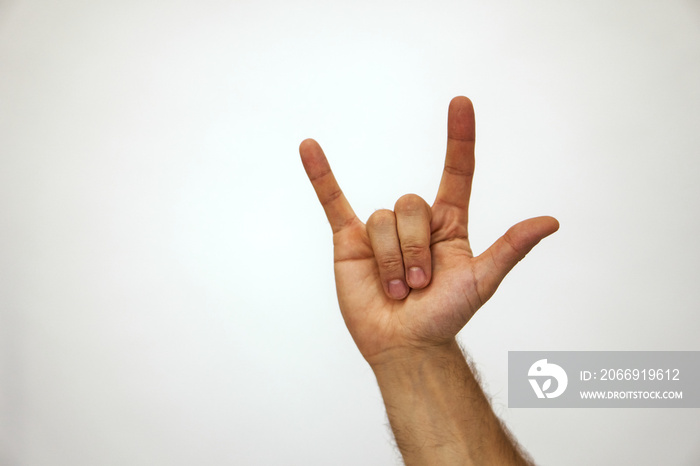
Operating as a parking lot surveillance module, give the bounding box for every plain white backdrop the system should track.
[1,0,699,464]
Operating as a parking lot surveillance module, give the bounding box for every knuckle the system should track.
[394,193,428,214]
[400,242,427,259]
[376,255,404,272]
[367,209,395,229]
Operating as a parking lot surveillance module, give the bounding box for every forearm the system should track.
[370,339,533,466]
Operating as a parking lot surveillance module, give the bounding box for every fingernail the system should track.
[408,267,426,287]
[388,279,408,299]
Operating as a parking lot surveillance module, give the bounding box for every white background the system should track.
[1,0,699,464]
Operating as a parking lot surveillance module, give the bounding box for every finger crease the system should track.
[321,188,343,207]
[307,167,332,182]
[502,232,522,256]
[443,164,474,177]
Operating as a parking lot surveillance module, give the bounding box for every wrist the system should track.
[367,338,462,374]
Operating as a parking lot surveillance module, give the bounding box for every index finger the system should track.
[299,138,358,233]
[434,96,476,218]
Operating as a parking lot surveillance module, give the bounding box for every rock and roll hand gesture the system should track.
[299,96,559,367]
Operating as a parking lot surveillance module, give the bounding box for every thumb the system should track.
[474,216,559,304]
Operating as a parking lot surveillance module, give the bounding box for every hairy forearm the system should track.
[370,340,533,466]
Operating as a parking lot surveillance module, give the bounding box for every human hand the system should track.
[300,97,558,366]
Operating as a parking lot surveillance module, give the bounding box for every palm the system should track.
[300,97,559,363]
[330,210,479,360]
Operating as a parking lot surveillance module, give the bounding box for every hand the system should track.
[300,96,558,366]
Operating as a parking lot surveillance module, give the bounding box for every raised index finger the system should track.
[434,96,476,218]
[299,138,358,233]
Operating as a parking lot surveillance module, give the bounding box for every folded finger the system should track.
[394,194,432,289]
[367,209,408,300]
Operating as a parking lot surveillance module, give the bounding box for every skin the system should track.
[300,96,558,465]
